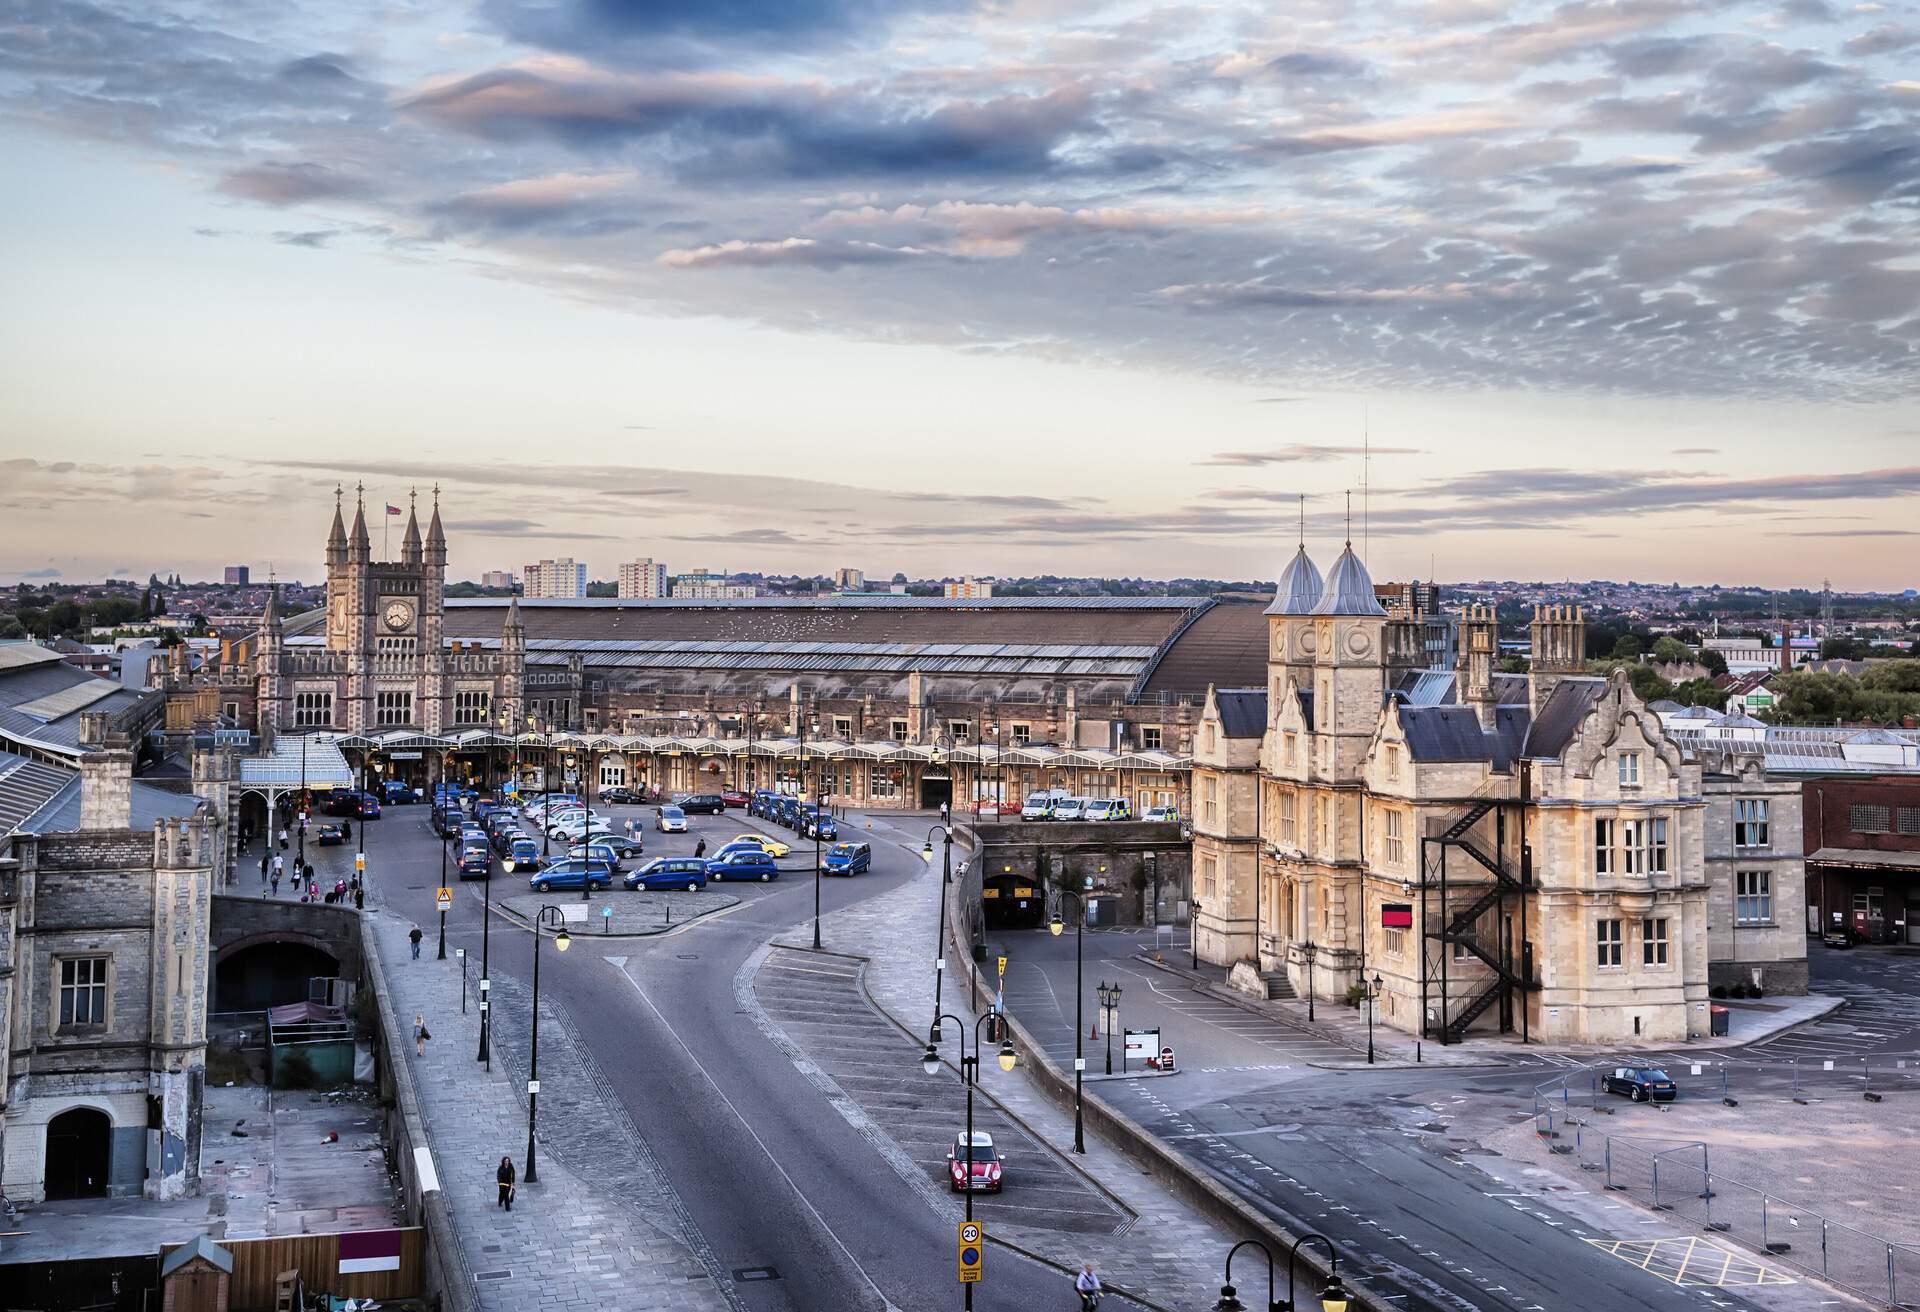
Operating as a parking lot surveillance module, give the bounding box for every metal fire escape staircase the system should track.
[1421,787,1536,1044]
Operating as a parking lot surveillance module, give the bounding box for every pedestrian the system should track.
[341,818,352,843]
[1075,1262,1103,1310]
[940,801,949,825]
[334,879,347,900]
[409,924,423,959]
[496,1156,516,1210]
[271,870,281,897]
[354,886,365,911]
[415,1016,431,1056]
[303,860,315,883]
[307,879,318,902]
[279,826,289,851]
[624,818,635,841]
[260,851,270,883]
[694,838,707,859]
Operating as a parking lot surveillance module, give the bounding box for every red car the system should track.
[719,789,750,808]
[947,1132,1002,1193]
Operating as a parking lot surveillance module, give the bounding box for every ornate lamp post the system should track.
[1211,1234,1349,1312]
[1096,980,1121,1074]
[921,1013,1017,1311]
[1299,939,1320,1023]
[1366,972,1383,1065]
[1049,882,1088,1154]
[523,904,571,1183]
[920,825,953,1020]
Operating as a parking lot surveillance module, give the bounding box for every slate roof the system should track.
[1400,705,1530,770]
[0,753,75,838]
[0,658,147,756]
[1521,678,1607,759]
[161,1234,233,1278]
[25,777,206,834]
[1213,688,1269,739]
[1139,599,1269,700]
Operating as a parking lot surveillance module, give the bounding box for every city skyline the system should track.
[2,0,1917,586]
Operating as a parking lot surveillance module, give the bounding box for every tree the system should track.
[1671,678,1724,708]
[1610,633,1644,661]
[153,587,166,616]
[0,615,24,640]
[1624,664,1672,703]
[1699,648,1728,678]
[1651,636,1691,666]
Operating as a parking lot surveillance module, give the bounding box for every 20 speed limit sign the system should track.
[957,1221,983,1283]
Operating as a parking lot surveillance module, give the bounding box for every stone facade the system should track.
[0,752,214,1203]
[1698,751,1808,993]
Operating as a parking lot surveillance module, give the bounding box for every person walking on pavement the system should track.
[278,825,289,851]
[271,868,281,898]
[1074,1262,1102,1310]
[694,837,707,859]
[260,850,270,884]
[496,1156,516,1210]
[341,818,351,843]
[414,1016,431,1056]
[409,924,423,959]
[354,885,364,911]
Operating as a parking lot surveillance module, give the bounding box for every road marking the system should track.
[1583,1237,1793,1289]
[612,960,899,1312]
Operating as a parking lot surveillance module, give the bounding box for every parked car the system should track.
[501,836,546,874]
[567,841,631,872]
[797,806,838,841]
[823,841,871,875]
[727,833,792,858]
[706,849,779,882]
[947,1131,1002,1193]
[549,814,612,843]
[380,779,418,804]
[625,857,710,892]
[719,788,750,808]
[748,790,780,819]
[458,822,488,849]
[431,804,465,837]
[584,833,645,860]
[657,805,688,833]
[1823,928,1853,949]
[529,858,613,893]
[1051,797,1087,821]
[772,797,802,828]
[457,846,491,880]
[324,789,379,818]
[315,823,348,846]
[1601,1066,1678,1102]
[598,786,648,805]
[1144,805,1180,823]
[1083,798,1132,821]
[1020,795,1054,820]
[674,793,726,815]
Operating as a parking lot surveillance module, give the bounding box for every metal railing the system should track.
[1532,1056,1920,1307]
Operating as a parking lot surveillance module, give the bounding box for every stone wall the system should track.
[210,896,366,986]
[974,820,1192,926]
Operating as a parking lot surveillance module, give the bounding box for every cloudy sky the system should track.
[1,0,1916,589]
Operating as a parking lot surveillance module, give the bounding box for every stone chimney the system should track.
[1459,605,1499,732]
[1528,603,1586,716]
[80,737,136,831]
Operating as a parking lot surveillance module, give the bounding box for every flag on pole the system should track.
[386,504,403,516]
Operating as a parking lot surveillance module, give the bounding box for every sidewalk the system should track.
[1135,952,1846,1062]
[768,813,1244,1312]
[367,911,731,1312]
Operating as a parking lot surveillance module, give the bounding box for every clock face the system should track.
[382,601,413,632]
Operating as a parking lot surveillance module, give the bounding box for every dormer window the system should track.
[1618,752,1642,789]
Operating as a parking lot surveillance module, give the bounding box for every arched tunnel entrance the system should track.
[981,874,1045,931]
[215,940,341,1011]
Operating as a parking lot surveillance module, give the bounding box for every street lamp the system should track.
[1211,1235,1348,1312]
[1366,972,1383,1066]
[797,708,823,950]
[524,904,572,1184]
[475,808,493,1069]
[1096,980,1122,1075]
[920,825,953,1020]
[1192,898,1204,972]
[534,714,552,863]
[920,1011,1017,1311]
[1299,939,1320,1023]
[1049,885,1089,1154]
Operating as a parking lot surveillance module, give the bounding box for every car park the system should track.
[1051,797,1086,821]
[598,786,648,805]
[529,858,613,893]
[1602,1066,1677,1102]
[657,806,688,833]
[625,857,710,892]
[727,833,791,858]
[706,849,779,882]
[674,793,726,815]
[501,836,545,874]
[1144,805,1179,823]
[946,1131,1002,1192]
[315,823,348,846]
[457,845,491,880]
[823,841,871,875]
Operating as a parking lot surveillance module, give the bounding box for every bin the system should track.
[1709,1004,1729,1037]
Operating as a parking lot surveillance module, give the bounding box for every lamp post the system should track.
[1211,1234,1349,1312]
[297,735,308,871]
[1192,898,1203,972]
[1366,972,1382,1065]
[354,746,366,886]
[1096,980,1121,1075]
[921,1011,1017,1311]
[1049,882,1088,1154]
[536,715,552,863]
[1299,939,1319,1023]
[920,825,953,1021]
[524,904,571,1184]
[475,811,493,1069]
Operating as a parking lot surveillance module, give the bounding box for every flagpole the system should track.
[383,498,389,560]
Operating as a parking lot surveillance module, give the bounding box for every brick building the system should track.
[1803,775,1920,944]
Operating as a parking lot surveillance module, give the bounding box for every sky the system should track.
[0,0,1916,590]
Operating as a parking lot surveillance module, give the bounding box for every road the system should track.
[992,925,1907,1312]
[326,802,1134,1312]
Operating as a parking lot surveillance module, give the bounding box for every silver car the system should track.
[1052,797,1086,821]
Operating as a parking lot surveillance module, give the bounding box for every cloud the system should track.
[444,518,621,539]
[1843,23,1920,55]
[1251,397,1310,404]
[1784,528,1920,537]
[218,162,365,206]
[1256,109,1523,156]
[657,237,931,270]
[273,229,335,248]
[1672,447,1721,454]
[481,0,962,65]
[1199,444,1424,466]
[428,171,644,235]
[19,567,61,578]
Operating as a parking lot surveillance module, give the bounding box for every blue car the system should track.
[625,857,710,892]
[823,841,871,875]
[748,790,779,819]
[713,840,774,862]
[381,779,417,804]
[528,858,612,893]
[773,797,802,829]
[799,806,838,841]
[502,837,546,874]
[706,849,779,882]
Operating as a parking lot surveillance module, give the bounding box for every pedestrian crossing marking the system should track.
[1583,1236,1794,1288]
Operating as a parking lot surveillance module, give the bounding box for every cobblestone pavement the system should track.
[761,813,1243,1312]
[368,911,734,1312]
[493,887,739,936]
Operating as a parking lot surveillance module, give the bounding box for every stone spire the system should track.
[1309,542,1387,617]
[326,484,348,567]
[425,482,446,559]
[1265,545,1324,616]
[348,481,370,561]
[260,578,282,634]
[401,487,423,564]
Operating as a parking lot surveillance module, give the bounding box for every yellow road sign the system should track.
[355,852,366,872]
[996,955,1007,978]
[958,1221,983,1283]
[436,887,453,912]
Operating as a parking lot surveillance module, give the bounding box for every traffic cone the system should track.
[1089,1021,1099,1039]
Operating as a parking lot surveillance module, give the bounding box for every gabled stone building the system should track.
[1192,539,1742,1046]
